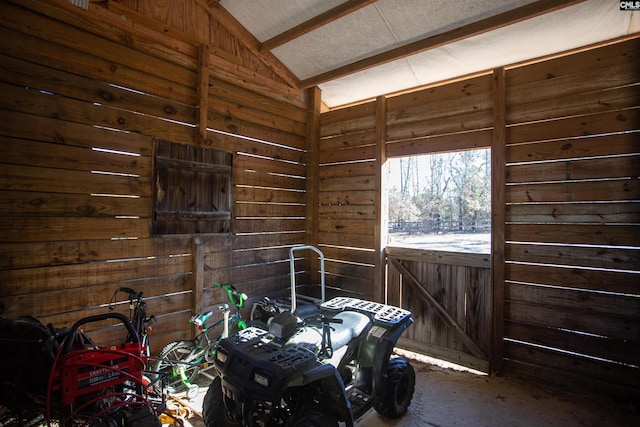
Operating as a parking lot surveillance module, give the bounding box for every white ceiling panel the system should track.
[219,0,639,108]
[220,0,346,42]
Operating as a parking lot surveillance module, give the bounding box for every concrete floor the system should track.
[169,354,638,427]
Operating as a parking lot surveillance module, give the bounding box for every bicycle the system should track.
[152,283,261,397]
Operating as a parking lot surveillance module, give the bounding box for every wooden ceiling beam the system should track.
[259,0,377,53]
[299,0,586,88]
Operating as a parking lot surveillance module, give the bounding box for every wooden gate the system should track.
[386,246,491,372]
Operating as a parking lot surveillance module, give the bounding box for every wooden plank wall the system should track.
[319,36,639,397]
[318,102,378,300]
[0,0,307,352]
[503,37,640,397]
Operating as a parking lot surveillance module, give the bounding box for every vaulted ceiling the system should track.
[216,0,638,107]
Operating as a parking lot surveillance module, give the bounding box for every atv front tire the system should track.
[373,356,415,418]
[202,376,241,427]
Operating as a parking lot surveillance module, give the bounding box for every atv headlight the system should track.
[216,348,228,365]
[253,371,270,387]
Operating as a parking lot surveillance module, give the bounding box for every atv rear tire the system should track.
[202,377,241,427]
[373,356,415,418]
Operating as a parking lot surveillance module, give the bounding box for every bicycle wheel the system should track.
[154,340,201,394]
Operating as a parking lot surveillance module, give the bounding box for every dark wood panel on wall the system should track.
[0,0,307,354]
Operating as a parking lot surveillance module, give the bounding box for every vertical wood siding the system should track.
[0,0,307,351]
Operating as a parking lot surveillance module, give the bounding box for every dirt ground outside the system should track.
[171,351,638,427]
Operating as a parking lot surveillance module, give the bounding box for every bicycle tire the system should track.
[153,340,201,394]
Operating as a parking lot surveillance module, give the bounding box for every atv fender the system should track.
[372,318,413,398]
[301,364,354,427]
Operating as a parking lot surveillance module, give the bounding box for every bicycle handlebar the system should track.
[214,283,247,308]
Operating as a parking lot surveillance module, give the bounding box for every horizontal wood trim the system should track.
[235,172,306,192]
[386,129,492,157]
[0,81,194,144]
[319,190,375,206]
[318,161,375,178]
[234,218,305,234]
[317,245,375,266]
[506,282,639,319]
[319,175,376,192]
[318,204,376,220]
[320,129,376,151]
[0,24,196,106]
[0,110,153,156]
[506,78,640,124]
[235,202,306,218]
[506,223,640,246]
[506,202,640,224]
[506,132,639,164]
[234,153,305,176]
[387,74,493,111]
[209,97,306,138]
[386,109,493,143]
[318,231,375,250]
[505,301,637,342]
[1,216,150,243]
[0,236,192,270]
[504,263,638,295]
[0,53,196,124]
[505,36,640,88]
[320,101,376,128]
[0,1,197,88]
[0,164,151,197]
[211,76,306,124]
[0,190,149,218]
[506,242,640,272]
[212,67,306,111]
[504,341,639,392]
[235,186,306,204]
[319,145,376,164]
[506,108,640,145]
[231,232,304,252]
[386,246,491,268]
[505,321,639,367]
[505,179,639,203]
[507,155,639,183]
[207,113,306,152]
[2,136,151,175]
[205,260,290,285]
[318,218,376,235]
[386,90,493,129]
[1,254,191,297]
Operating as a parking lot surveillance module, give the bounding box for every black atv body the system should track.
[203,296,416,427]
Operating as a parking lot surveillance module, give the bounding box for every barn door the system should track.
[386,247,491,373]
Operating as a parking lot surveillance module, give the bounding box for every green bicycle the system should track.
[152,283,263,397]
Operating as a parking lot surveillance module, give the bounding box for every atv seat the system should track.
[330,311,371,350]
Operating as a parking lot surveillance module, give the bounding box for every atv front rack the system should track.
[320,297,411,326]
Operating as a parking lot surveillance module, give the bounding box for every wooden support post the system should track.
[192,236,204,339]
[374,95,388,304]
[491,67,507,374]
[390,258,487,359]
[305,87,321,284]
[196,44,210,146]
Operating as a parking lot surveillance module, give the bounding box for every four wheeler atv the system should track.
[202,296,415,427]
